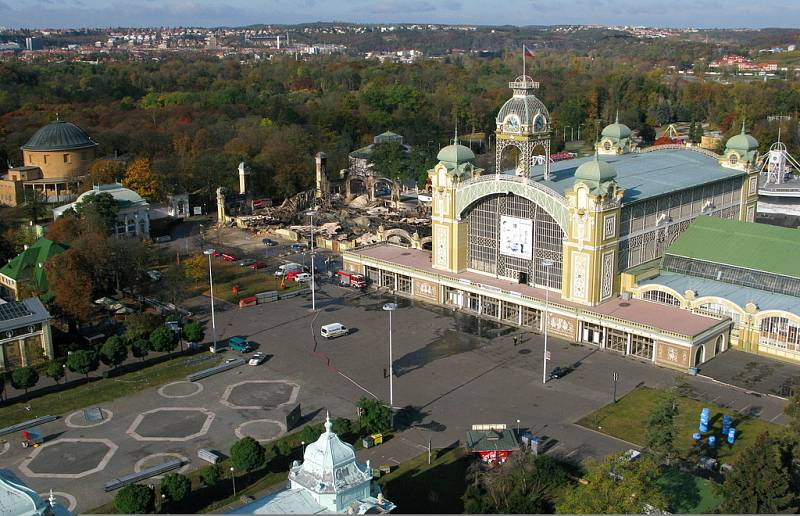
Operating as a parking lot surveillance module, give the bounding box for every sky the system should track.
[1,0,799,29]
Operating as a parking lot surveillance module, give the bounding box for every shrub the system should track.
[183,322,204,343]
[357,397,391,434]
[45,360,65,384]
[131,339,149,361]
[230,436,265,472]
[149,327,177,353]
[99,336,128,369]
[201,464,223,486]
[114,483,153,514]
[299,423,325,444]
[332,417,352,436]
[161,472,191,503]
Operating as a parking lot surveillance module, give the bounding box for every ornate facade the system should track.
[342,71,789,369]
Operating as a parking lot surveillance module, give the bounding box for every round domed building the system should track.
[0,119,97,206]
[596,112,636,155]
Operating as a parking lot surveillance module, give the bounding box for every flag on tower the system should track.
[523,45,535,58]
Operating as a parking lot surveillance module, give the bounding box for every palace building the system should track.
[341,73,800,369]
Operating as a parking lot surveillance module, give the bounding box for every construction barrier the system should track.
[0,415,58,437]
[104,460,182,491]
[186,358,245,382]
[279,288,311,300]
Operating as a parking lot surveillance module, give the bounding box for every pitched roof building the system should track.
[0,237,67,302]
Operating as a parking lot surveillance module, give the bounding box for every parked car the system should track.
[320,323,349,339]
[294,272,313,283]
[262,238,277,246]
[165,321,182,333]
[222,253,237,261]
[250,261,267,270]
[238,258,256,267]
[206,249,221,257]
[549,366,573,380]
[228,336,253,352]
[274,263,305,277]
[146,270,163,281]
[249,352,267,366]
[290,243,307,252]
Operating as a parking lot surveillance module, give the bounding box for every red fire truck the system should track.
[336,271,367,289]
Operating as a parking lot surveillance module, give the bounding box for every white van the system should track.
[320,323,349,339]
[274,262,304,277]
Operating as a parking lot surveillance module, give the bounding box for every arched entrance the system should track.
[694,345,705,366]
[714,334,724,356]
[499,145,521,175]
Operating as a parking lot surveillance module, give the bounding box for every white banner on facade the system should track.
[499,215,533,260]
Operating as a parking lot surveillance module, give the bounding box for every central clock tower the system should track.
[495,75,552,179]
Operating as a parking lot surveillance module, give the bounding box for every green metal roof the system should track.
[437,143,475,165]
[575,154,617,184]
[21,121,97,151]
[0,237,68,294]
[666,216,800,280]
[465,428,520,453]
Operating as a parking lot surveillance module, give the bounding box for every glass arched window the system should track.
[642,289,680,306]
[759,316,800,353]
[728,154,738,165]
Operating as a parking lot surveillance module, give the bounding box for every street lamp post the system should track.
[383,302,398,427]
[230,466,236,496]
[306,210,316,311]
[541,259,554,384]
[203,249,218,351]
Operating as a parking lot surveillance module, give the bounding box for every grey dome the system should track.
[437,143,475,164]
[496,95,550,131]
[22,121,97,151]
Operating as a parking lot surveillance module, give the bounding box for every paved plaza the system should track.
[0,281,791,512]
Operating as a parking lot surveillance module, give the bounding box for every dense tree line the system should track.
[2,53,800,206]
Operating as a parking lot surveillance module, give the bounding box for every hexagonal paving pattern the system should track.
[127,407,215,442]
[221,380,299,410]
[20,439,118,479]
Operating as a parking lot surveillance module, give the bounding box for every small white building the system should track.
[230,414,395,514]
[53,183,151,239]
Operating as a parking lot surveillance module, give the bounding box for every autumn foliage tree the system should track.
[87,159,125,185]
[123,158,160,201]
[44,249,94,326]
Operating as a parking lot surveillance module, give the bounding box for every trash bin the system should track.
[688,367,699,376]
[362,436,374,449]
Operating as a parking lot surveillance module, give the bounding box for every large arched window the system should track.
[697,302,742,341]
[641,289,680,306]
[759,316,800,353]
[465,193,564,291]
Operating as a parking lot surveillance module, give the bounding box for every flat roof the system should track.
[642,271,800,317]
[531,148,744,204]
[666,216,800,280]
[349,244,722,338]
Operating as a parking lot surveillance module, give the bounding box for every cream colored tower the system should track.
[430,141,482,273]
[561,155,624,306]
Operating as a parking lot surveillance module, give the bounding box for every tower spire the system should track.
[741,119,746,134]
[324,411,332,434]
[615,109,619,124]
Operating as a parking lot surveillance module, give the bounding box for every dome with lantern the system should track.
[496,75,550,134]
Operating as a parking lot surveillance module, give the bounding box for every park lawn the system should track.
[378,448,469,514]
[576,387,780,463]
[0,354,222,427]
[657,467,723,514]
[195,259,300,303]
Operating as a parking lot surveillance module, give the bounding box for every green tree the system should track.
[11,366,39,394]
[160,472,191,503]
[66,350,99,381]
[230,436,266,472]
[369,141,409,182]
[124,312,163,341]
[114,483,153,514]
[131,339,149,361]
[275,439,292,458]
[556,452,668,514]
[299,423,325,443]
[718,431,797,513]
[45,360,65,384]
[182,322,204,344]
[201,464,223,486]
[357,397,391,434]
[332,417,352,436]
[74,192,119,230]
[22,189,48,223]
[149,326,177,353]
[644,389,678,464]
[464,453,572,514]
[99,336,128,370]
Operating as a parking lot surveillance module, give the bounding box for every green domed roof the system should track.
[601,113,631,141]
[726,124,758,152]
[437,143,475,165]
[575,154,617,184]
[21,120,97,151]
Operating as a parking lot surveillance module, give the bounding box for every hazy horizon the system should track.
[1,0,799,31]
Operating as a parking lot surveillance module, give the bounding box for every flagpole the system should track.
[522,44,526,78]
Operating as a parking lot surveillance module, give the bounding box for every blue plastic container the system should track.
[708,435,716,448]
[699,423,708,433]
[727,428,736,444]
[692,432,702,441]
[722,415,732,433]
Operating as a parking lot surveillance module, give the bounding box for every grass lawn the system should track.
[193,259,300,303]
[0,354,222,427]
[576,386,780,463]
[657,467,723,514]
[378,448,469,514]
